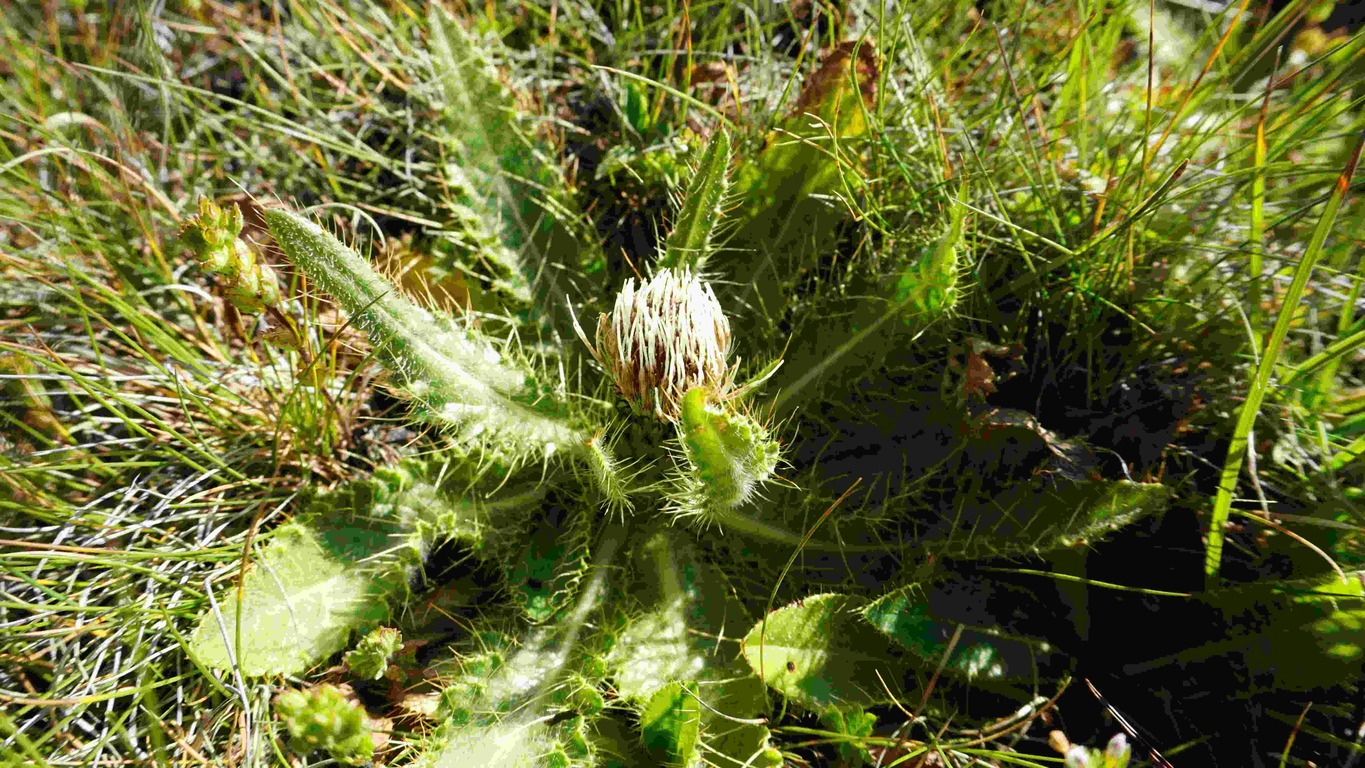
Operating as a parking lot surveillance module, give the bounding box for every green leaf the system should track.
[590,714,656,768]
[607,589,690,703]
[607,532,735,701]
[641,682,703,767]
[1147,571,1365,691]
[770,222,963,413]
[509,506,593,624]
[660,129,733,272]
[419,716,595,768]
[921,478,1171,561]
[863,584,1053,680]
[819,708,877,767]
[191,522,391,677]
[606,533,776,767]
[725,40,877,345]
[741,593,910,710]
[438,523,624,721]
[669,388,783,530]
[264,208,583,455]
[698,674,780,768]
[417,531,628,768]
[765,180,968,414]
[189,460,509,677]
[427,5,588,325]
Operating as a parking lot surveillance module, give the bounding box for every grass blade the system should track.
[1204,129,1365,585]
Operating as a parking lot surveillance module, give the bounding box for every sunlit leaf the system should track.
[418,715,594,768]
[606,533,776,766]
[641,681,703,767]
[864,584,1054,680]
[741,593,910,710]
[189,462,503,676]
[190,522,392,677]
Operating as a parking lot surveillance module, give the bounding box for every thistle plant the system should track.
[192,21,1179,756]
[172,4,1364,763]
[9,1,1365,766]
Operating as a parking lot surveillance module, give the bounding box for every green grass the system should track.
[2,0,1365,765]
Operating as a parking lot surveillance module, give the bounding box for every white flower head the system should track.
[576,268,736,420]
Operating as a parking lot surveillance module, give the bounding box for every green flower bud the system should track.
[678,388,779,511]
[179,197,282,314]
[274,684,374,765]
[344,626,402,681]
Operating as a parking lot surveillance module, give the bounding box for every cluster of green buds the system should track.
[581,267,736,421]
[275,684,374,765]
[180,197,282,313]
[343,626,402,681]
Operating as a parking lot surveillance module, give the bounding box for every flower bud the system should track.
[1105,732,1131,763]
[1064,745,1092,768]
[343,626,402,681]
[180,197,281,314]
[585,268,735,420]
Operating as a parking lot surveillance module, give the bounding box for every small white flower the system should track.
[575,268,736,420]
[1105,733,1130,760]
[1064,745,1091,768]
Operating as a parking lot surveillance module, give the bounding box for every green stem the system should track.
[712,507,887,552]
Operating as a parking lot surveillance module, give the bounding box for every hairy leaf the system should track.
[772,197,968,413]
[741,593,910,710]
[438,524,621,722]
[864,584,1054,680]
[669,388,783,530]
[725,39,879,349]
[191,522,392,677]
[189,461,515,676]
[344,626,402,681]
[608,533,739,701]
[264,208,583,455]
[418,715,594,768]
[660,129,733,273]
[697,674,781,768]
[509,504,593,624]
[607,532,776,766]
[428,6,587,324]
[641,681,703,767]
[922,478,1172,560]
[892,181,969,322]
[590,715,656,767]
